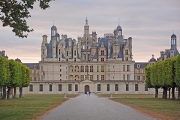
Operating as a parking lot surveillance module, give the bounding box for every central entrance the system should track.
[84,85,90,94]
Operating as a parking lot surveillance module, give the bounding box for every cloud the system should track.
[0,0,179,63]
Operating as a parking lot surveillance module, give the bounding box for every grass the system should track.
[0,94,78,120]
[98,94,180,120]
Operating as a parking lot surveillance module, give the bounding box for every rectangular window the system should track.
[123,75,125,80]
[59,49,60,55]
[90,66,93,72]
[142,76,145,80]
[135,84,138,91]
[125,57,128,61]
[81,75,84,80]
[75,85,78,91]
[101,65,104,72]
[60,74,62,77]
[90,75,93,80]
[49,84,52,92]
[97,75,99,80]
[125,50,128,55]
[74,50,76,56]
[123,65,125,71]
[97,66,99,72]
[101,58,104,61]
[115,84,118,91]
[74,58,76,62]
[85,75,89,80]
[60,69,61,72]
[85,66,88,72]
[101,75,104,80]
[127,75,130,80]
[137,76,140,80]
[127,65,130,71]
[145,86,148,91]
[34,77,36,81]
[68,84,72,91]
[101,50,104,55]
[97,84,101,91]
[39,84,43,91]
[107,84,110,91]
[29,85,33,92]
[58,84,62,91]
[126,84,129,91]
[66,51,68,56]
[81,66,84,72]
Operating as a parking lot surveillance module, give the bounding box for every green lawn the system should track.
[98,94,180,120]
[0,94,78,120]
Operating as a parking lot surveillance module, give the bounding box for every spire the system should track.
[85,17,88,25]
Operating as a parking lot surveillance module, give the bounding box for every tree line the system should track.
[0,56,31,99]
[145,54,180,100]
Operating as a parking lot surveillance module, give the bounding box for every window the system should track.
[142,76,145,80]
[101,66,104,72]
[101,75,104,80]
[43,49,44,55]
[90,75,93,80]
[34,77,36,81]
[75,84,78,91]
[41,66,43,71]
[74,58,76,62]
[60,69,61,72]
[123,75,125,80]
[125,50,128,55]
[85,75,89,80]
[115,84,118,91]
[58,84,62,91]
[68,84,72,91]
[137,76,140,80]
[74,50,76,56]
[101,58,104,61]
[145,86,148,91]
[59,57,60,61]
[81,66,84,72]
[125,57,128,61]
[127,75,130,80]
[90,66,93,72]
[97,66,99,72]
[126,84,129,91]
[66,51,68,56]
[97,75,99,80]
[29,85,33,92]
[85,66,88,72]
[135,84,138,91]
[97,84,101,91]
[101,50,104,55]
[123,65,125,71]
[81,75,84,80]
[137,64,140,68]
[107,84,110,91]
[49,84,52,92]
[60,74,62,77]
[59,49,60,55]
[39,84,43,91]
[34,65,37,69]
[127,65,130,71]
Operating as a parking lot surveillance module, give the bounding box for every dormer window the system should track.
[101,50,104,55]
[125,50,128,55]
[137,64,140,68]
[34,65,37,69]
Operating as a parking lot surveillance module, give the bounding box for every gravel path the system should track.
[41,94,156,120]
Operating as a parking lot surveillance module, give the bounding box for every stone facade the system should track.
[23,18,161,94]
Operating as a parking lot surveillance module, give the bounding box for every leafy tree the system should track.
[175,55,180,99]
[145,65,152,88]
[0,0,54,38]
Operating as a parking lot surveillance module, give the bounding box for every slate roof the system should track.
[24,63,39,69]
[134,62,149,69]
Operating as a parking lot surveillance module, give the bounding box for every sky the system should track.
[0,0,180,63]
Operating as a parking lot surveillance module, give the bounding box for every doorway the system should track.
[84,85,90,94]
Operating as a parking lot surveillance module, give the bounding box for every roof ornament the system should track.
[118,18,120,25]
[53,20,55,26]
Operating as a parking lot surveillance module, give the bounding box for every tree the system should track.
[175,55,180,100]
[0,0,54,38]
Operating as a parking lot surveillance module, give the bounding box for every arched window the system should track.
[75,84,78,91]
[97,84,101,91]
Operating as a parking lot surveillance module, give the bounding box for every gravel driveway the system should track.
[41,94,156,120]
